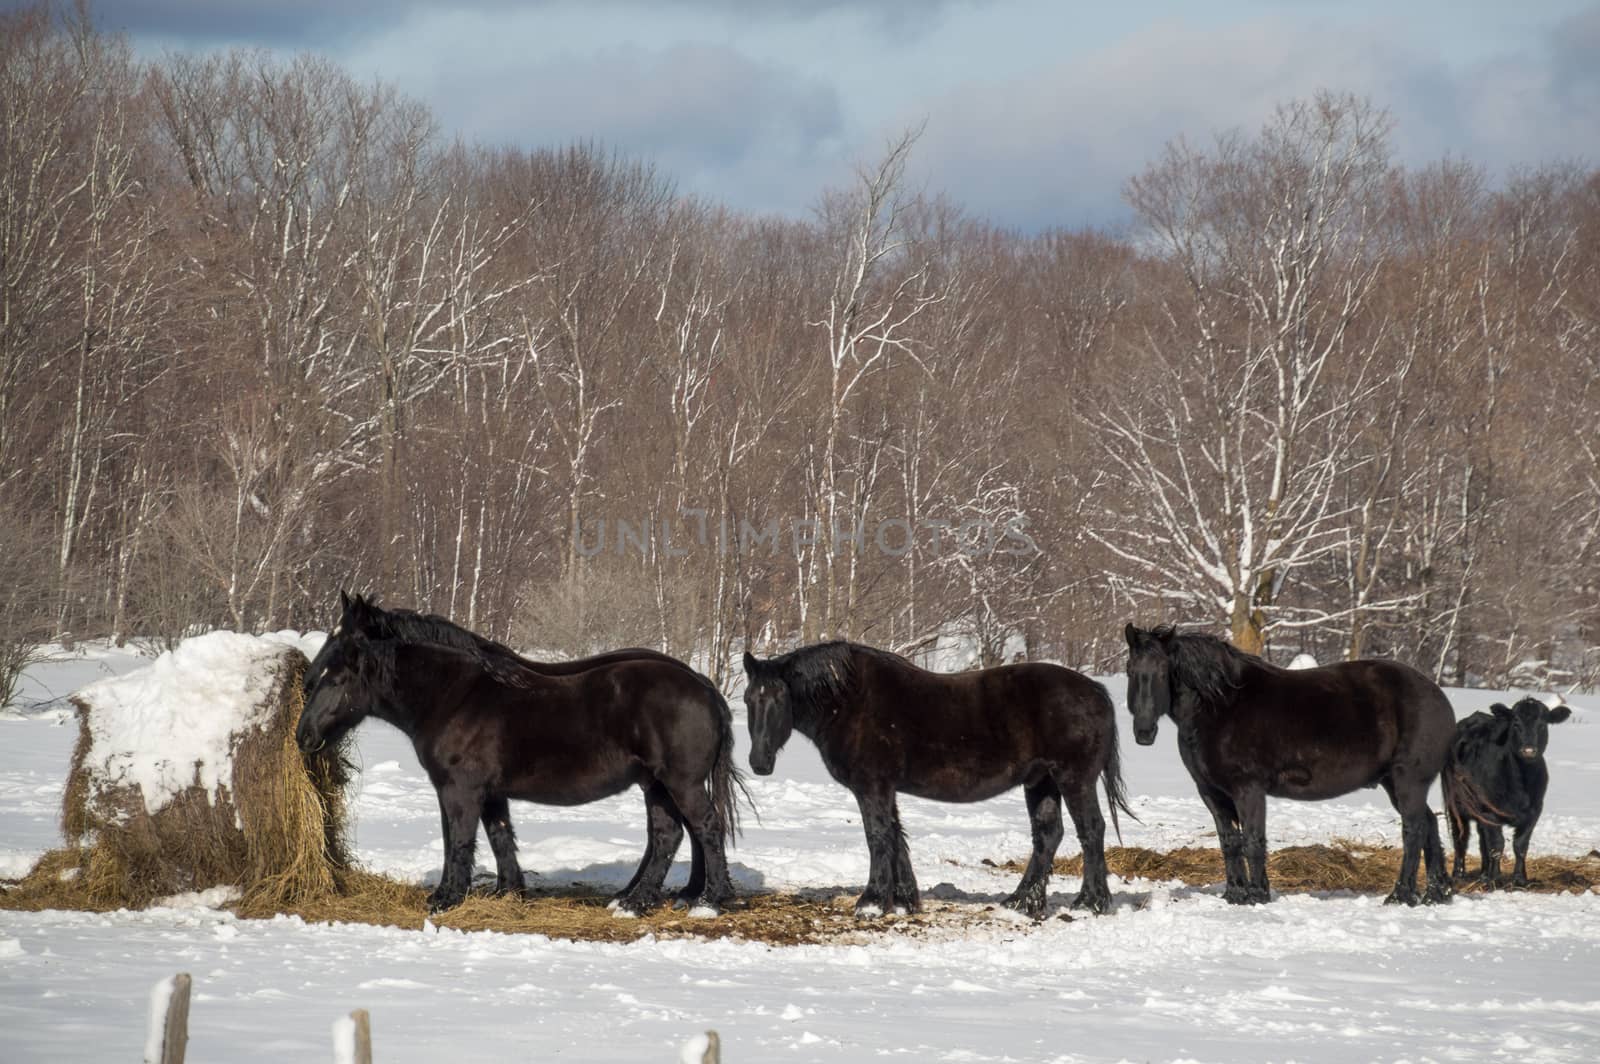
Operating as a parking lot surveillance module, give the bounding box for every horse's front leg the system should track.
[481,794,526,897]
[1196,785,1249,903]
[1235,786,1271,904]
[429,781,485,912]
[852,786,898,919]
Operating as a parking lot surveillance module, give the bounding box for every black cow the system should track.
[1443,697,1571,889]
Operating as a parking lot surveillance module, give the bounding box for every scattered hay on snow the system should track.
[3,632,351,911]
[1034,842,1600,896]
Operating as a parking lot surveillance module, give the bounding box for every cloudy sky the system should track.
[76,0,1600,230]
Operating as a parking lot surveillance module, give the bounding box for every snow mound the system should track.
[76,631,322,816]
[1287,653,1318,670]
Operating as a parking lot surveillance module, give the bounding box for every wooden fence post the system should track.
[145,972,191,1064]
[334,1007,373,1064]
[680,1028,720,1064]
[350,1009,373,1064]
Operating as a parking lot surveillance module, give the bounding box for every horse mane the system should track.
[362,604,536,689]
[768,641,871,719]
[1159,626,1251,711]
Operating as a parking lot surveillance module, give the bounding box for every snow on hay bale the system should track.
[37,631,351,909]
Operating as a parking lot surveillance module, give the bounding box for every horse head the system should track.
[297,590,384,753]
[1123,623,1176,745]
[1493,696,1571,762]
[741,650,793,776]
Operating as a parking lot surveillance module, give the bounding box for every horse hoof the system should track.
[615,892,661,916]
[1223,887,1266,906]
[1002,891,1046,919]
[426,893,463,914]
[854,902,884,920]
[1422,886,1453,905]
[1070,892,1112,915]
[1382,890,1419,907]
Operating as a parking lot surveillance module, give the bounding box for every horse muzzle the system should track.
[748,749,776,776]
[295,720,327,755]
[1134,726,1158,746]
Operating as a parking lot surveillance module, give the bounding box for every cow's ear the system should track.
[1490,703,1513,720]
[742,651,759,675]
[1546,705,1572,724]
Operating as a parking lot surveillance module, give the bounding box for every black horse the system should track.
[742,641,1132,919]
[311,598,699,904]
[1123,623,1455,906]
[298,593,747,915]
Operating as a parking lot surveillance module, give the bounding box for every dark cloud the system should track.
[85,0,978,46]
[68,0,1599,229]
[440,42,849,214]
[904,11,1600,231]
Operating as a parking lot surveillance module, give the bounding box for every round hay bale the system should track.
[39,632,350,910]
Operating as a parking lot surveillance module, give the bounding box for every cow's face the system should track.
[1493,697,1572,761]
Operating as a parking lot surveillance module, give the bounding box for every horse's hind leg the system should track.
[889,798,920,915]
[664,780,734,916]
[1061,774,1113,914]
[614,781,684,916]
[1003,779,1063,918]
[1383,772,1450,905]
[481,795,526,896]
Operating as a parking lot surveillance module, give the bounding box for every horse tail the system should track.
[707,682,757,846]
[1093,680,1138,845]
[1442,749,1513,828]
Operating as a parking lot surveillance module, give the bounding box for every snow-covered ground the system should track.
[3,642,1599,1062]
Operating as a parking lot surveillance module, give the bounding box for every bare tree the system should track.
[1095,94,1396,654]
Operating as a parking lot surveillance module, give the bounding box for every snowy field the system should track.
[3,642,1599,1062]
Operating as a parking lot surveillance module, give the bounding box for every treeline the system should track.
[1,5,1596,694]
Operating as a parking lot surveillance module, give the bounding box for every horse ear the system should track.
[339,589,352,612]
[1123,623,1140,648]
[742,651,759,674]
[1490,703,1513,720]
[347,593,377,630]
[1546,705,1572,724]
